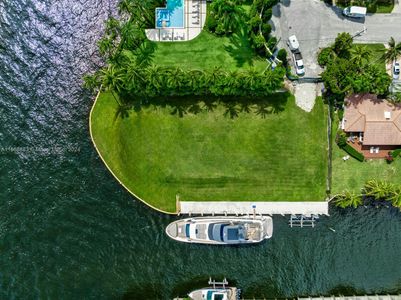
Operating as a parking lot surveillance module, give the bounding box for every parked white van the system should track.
[287,35,299,51]
[343,6,367,18]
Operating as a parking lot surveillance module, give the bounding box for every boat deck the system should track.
[189,287,238,300]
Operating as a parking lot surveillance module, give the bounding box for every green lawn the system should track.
[91,93,328,212]
[331,116,401,195]
[150,30,267,72]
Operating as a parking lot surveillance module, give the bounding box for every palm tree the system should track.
[389,187,401,208]
[364,179,395,200]
[243,68,260,91]
[145,65,164,95]
[97,37,114,58]
[382,37,401,64]
[124,60,144,91]
[334,191,362,208]
[350,45,371,67]
[210,0,244,34]
[166,67,184,91]
[83,73,100,92]
[100,65,125,106]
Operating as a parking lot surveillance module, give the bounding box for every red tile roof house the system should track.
[341,94,401,159]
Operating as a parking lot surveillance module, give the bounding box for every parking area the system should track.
[271,0,401,77]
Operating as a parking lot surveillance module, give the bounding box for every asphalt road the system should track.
[271,0,401,77]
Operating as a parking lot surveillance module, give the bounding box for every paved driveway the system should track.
[272,0,401,76]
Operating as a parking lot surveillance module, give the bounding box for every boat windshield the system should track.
[207,223,245,242]
[185,224,190,238]
[207,223,226,242]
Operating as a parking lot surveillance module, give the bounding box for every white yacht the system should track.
[187,278,240,300]
[165,216,273,245]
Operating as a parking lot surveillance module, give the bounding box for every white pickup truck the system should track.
[292,49,305,76]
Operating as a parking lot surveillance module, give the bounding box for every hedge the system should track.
[342,144,365,162]
[391,148,401,159]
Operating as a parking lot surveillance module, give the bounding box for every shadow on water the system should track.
[242,278,285,299]
[119,283,164,300]
[117,93,289,121]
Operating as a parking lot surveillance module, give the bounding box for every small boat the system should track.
[187,278,240,300]
[165,216,273,245]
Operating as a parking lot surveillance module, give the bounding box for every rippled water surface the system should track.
[1,0,401,299]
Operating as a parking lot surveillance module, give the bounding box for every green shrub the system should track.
[277,49,287,66]
[206,14,218,33]
[267,36,277,51]
[336,130,347,148]
[390,148,401,159]
[318,47,333,66]
[337,109,344,121]
[342,144,365,162]
[261,23,272,37]
[262,8,273,22]
[253,34,266,49]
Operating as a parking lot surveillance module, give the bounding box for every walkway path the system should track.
[179,201,329,215]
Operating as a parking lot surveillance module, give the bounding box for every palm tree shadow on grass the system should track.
[224,25,257,68]
[119,93,288,119]
[114,94,289,120]
[113,104,132,123]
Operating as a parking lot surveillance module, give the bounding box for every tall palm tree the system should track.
[145,65,164,94]
[350,45,371,67]
[100,65,125,106]
[382,37,401,64]
[83,73,100,92]
[389,187,401,208]
[364,179,395,200]
[166,67,184,91]
[210,0,244,34]
[334,191,362,208]
[124,60,144,91]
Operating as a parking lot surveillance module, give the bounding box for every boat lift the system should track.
[208,278,229,289]
[289,214,319,228]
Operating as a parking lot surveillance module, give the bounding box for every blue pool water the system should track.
[156,0,184,28]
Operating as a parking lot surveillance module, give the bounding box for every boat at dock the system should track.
[165,216,273,245]
[186,278,240,300]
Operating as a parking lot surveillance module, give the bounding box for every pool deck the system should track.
[178,201,329,216]
[146,0,207,42]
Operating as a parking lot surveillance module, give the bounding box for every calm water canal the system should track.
[1,0,401,299]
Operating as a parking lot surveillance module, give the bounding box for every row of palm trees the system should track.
[334,179,401,209]
[85,63,286,103]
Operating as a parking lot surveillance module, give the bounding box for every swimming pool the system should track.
[156,0,184,28]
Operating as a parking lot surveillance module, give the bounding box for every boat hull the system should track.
[165,216,273,245]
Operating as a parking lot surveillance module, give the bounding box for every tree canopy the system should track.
[320,33,391,96]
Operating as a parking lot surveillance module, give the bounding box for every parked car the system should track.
[342,6,367,18]
[287,35,299,52]
[292,49,305,76]
[393,62,400,80]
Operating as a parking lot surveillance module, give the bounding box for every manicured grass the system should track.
[331,116,401,195]
[150,31,267,72]
[91,93,328,212]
